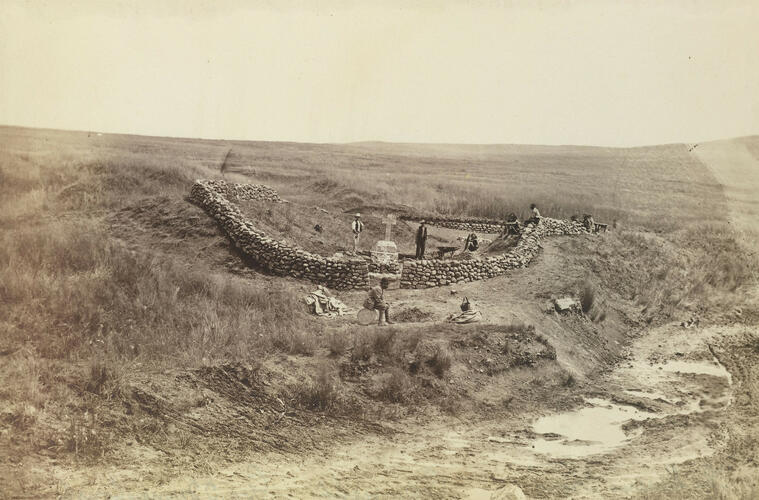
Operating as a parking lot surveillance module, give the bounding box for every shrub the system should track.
[64,411,108,460]
[327,330,350,356]
[371,329,397,357]
[580,280,596,314]
[426,346,453,378]
[296,364,338,411]
[502,321,535,335]
[270,329,316,356]
[376,367,414,403]
[350,333,374,362]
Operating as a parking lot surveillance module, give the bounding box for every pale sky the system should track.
[1,0,758,146]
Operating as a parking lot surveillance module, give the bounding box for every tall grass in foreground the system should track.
[0,220,312,365]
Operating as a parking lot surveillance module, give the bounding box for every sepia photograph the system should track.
[1,0,758,498]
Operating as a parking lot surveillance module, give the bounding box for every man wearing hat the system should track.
[364,277,394,326]
[351,213,364,253]
[415,220,428,259]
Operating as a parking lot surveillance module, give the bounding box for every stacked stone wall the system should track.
[200,179,283,203]
[399,215,505,233]
[191,179,588,290]
[190,180,369,290]
[400,218,587,288]
[368,261,400,275]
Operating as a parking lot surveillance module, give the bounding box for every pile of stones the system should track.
[399,217,587,288]
[190,180,369,290]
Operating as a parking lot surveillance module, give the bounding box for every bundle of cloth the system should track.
[304,286,352,318]
[447,297,482,324]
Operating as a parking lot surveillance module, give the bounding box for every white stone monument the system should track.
[371,214,399,265]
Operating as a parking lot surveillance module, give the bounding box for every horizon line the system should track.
[2,122,757,150]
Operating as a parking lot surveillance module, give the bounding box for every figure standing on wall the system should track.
[415,220,428,259]
[351,213,364,253]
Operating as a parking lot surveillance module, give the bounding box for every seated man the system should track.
[583,214,596,233]
[500,213,521,238]
[363,277,394,326]
[463,232,479,252]
[525,203,541,226]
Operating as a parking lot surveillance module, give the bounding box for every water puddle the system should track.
[659,359,732,384]
[524,357,733,460]
[529,398,655,458]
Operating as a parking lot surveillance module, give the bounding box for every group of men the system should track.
[351,213,429,259]
[357,204,542,326]
[352,204,541,257]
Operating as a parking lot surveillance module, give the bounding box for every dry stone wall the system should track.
[400,218,587,288]
[368,261,400,275]
[190,179,588,290]
[190,180,369,290]
[199,179,283,203]
[400,215,505,233]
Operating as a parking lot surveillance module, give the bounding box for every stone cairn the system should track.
[190,180,369,290]
[399,217,588,289]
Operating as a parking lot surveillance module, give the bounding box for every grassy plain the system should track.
[1,125,757,497]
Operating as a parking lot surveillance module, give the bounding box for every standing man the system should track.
[351,213,364,253]
[415,220,428,260]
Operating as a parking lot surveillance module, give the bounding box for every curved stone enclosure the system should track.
[190,180,369,290]
[190,180,588,290]
[399,218,588,289]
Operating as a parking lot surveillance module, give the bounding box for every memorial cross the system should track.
[383,214,397,241]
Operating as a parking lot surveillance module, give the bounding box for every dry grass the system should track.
[426,346,453,378]
[0,220,312,363]
[1,126,757,489]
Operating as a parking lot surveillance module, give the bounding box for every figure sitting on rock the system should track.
[583,214,595,233]
[503,212,521,237]
[463,233,479,252]
[363,277,394,326]
[525,203,541,226]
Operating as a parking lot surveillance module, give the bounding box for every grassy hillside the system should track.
[1,125,756,496]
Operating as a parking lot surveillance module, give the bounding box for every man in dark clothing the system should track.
[415,220,428,259]
[463,233,479,252]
